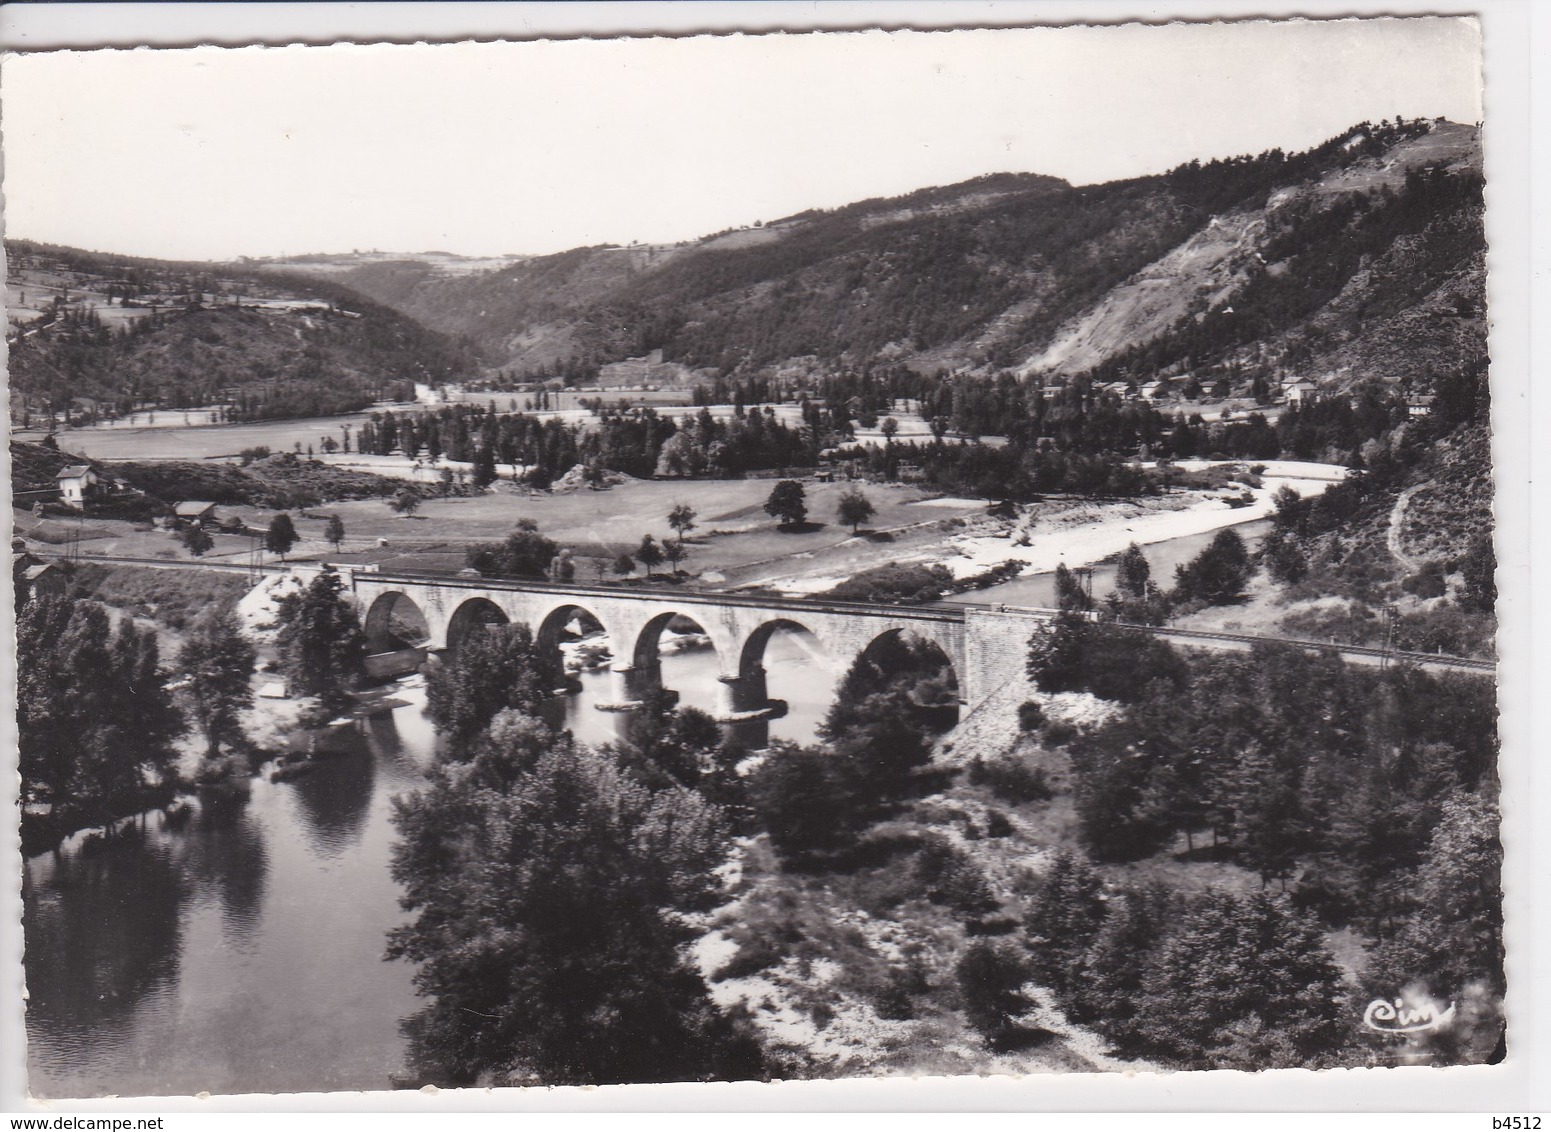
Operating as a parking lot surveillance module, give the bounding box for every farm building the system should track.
[174,501,220,527]
[54,465,99,508]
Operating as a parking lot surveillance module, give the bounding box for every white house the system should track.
[54,465,99,508]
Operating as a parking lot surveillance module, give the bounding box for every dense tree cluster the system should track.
[465,520,560,579]
[390,620,765,1085]
[273,566,367,717]
[388,723,763,1086]
[832,437,1151,501]
[424,623,561,758]
[747,635,958,863]
[18,597,185,835]
[1026,856,1350,1068]
[353,402,821,486]
[1045,630,1499,994]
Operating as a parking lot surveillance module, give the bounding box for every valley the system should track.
[12,107,1501,1091]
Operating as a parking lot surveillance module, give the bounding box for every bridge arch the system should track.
[632,610,721,670]
[728,618,839,745]
[627,610,726,718]
[855,627,962,723]
[738,617,826,682]
[535,602,612,680]
[362,590,431,653]
[444,596,510,655]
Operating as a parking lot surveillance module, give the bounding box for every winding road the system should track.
[1387,485,1422,572]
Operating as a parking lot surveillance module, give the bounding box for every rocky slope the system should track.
[286,119,1484,403]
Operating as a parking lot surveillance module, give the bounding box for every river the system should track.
[21,628,837,1099]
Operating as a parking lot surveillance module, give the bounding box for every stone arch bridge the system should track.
[339,568,1054,732]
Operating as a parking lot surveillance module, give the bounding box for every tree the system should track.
[1114,543,1151,603]
[179,612,256,758]
[836,487,876,534]
[880,416,900,442]
[1136,891,1346,1069]
[664,538,687,574]
[612,553,636,579]
[955,941,1033,1047]
[1367,791,1503,1004]
[763,480,807,527]
[667,503,697,547]
[18,598,183,832]
[325,514,346,552]
[392,489,422,518]
[1025,851,1108,994]
[550,548,576,582]
[1458,535,1496,614]
[425,623,560,757]
[265,512,298,560]
[273,566,367,717]
[1054,563,1093,612]
[745,741,866,862]
[472,444,499,489]
[180,524,214,557]
[1173,527,1252,605]
[387,734,762,1086]
[466,524,560,579]
[1258,528,1308,585]
[636,535,665,577]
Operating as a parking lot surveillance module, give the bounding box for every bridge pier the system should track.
[597,661,666,713]
[715,666,778,751]
[715,666,770,719]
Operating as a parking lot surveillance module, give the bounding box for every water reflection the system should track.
[23,643,844,1099]
[289,741,377,859]
[24,696,431,1099]
[542,625,840,751]
[23,830,189,1076]
[183,807,268,945]
[763,626,842,745]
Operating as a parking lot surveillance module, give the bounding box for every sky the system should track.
[0,15,1483,261]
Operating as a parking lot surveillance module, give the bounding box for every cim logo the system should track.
[1362,993,1456,1034]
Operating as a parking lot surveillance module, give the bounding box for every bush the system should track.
[1041,721,1079,748]
[968,756,1053,805]
[823,562,956,605]
[915,836,998,917]
[745,742,864,863]
[1017,700,1046,732]
[1402,559,1448,599]
[955,941,1032,1045]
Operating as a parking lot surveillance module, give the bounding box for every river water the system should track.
[21,629,837,1099]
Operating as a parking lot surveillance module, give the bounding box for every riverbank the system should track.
[745,461,1347,598]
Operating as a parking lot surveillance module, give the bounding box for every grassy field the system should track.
[232,478,981,576]
[13,476,988,586]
